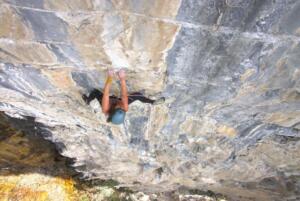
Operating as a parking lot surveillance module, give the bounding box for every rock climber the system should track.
[83,69,164,125]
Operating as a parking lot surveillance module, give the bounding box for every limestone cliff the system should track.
[0,0,299,201]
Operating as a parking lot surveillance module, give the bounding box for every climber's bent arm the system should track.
[102,77,112,115]
[120,79,128,112]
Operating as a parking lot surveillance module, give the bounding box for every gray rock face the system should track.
[0,0,300,200]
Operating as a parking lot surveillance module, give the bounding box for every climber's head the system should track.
[107,108,126,125]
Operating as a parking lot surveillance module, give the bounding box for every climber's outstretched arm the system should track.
[102,76,112,115]
[118,70,128,112]
[120,79,128,112]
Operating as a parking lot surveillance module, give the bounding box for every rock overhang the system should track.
[0,1,300,200]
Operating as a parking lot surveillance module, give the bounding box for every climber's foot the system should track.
[82,94,89,104]
[153,97,165,105]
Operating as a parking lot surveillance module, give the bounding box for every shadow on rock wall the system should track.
[0,112,78,177]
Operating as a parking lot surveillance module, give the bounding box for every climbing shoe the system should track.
[153,97,165,105]
[82,94,89,104]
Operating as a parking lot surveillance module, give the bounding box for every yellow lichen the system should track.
[0,183,50,201]
[217,125,237,138]
[0,174,83,201]
[240,69,255,82]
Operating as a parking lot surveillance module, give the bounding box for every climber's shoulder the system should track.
[116,101,128,112]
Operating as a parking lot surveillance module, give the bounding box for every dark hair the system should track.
[107,111,113,122]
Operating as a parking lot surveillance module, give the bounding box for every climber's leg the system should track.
[82,89,121,107]
[128,92,155,104]
[83,89,103,105]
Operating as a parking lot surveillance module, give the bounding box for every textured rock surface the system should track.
[0,0,300,201]
[2,112,209,201]
[0,112,88,201]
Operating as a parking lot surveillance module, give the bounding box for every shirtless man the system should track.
[83,69,164,125]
